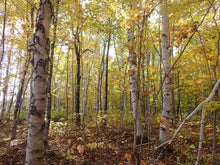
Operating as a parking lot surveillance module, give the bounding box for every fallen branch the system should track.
[155,78,220,150]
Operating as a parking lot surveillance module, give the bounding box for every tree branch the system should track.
[155,78,220,150]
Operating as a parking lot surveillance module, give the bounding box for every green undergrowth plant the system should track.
[51,110,66,122]
[18,110,27,121]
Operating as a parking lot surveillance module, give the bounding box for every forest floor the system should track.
[0,113,219,165]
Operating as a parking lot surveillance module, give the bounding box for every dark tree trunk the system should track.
[71,48,75,118]
[65,48,70,122]
[74,31,81,126]
[44,0,59,151]
[104,32,111,111]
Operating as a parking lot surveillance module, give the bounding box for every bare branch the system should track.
[155,78,220,150]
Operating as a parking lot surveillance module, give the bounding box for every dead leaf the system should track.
[77,145,85,154]
[125,153,132,162]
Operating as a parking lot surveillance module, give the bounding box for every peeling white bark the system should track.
[25,0,53,164]
[159,0,172,144]
[128,30,143,142]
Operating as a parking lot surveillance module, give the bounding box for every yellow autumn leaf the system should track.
[119,20,125,26]
[124,23,131,30]
[130,10,135,15]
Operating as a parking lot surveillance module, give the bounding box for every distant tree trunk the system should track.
[104,31,111,111]
[127,29,143,146]
[65,49,70,122]
[25,0,53,164]
[82,54,94,121]
[8,62,18,120]
[0,50,10,121]
[0,0,7,114]
[170,46,176,126]
[79,25,84,120]
[146,53,150,118]
[96,54,103,113]
[159,0,173,144]
[71,48,75,118]
[44,0,59,151]
[100,42,106,111]
[0,0,7,69]
[114,39,121,72]
[96,42,106,113]
[11,56,31,139]
[176,70,182,121]
[74,31,81,126]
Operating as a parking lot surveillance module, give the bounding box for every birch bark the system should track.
[25,0,53,164]
[159,0,173,144]
[128,29,143,145]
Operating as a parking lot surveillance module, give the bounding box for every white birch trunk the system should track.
[128,30,143,143]
[25,0,53,164]
[155,78,220,150]
[159,0,172,143]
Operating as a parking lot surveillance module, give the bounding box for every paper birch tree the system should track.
[159,0,173,144]
[25,0,53,164]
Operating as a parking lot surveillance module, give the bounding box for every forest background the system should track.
[0,0,220,164]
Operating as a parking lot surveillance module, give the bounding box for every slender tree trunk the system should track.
[0,50,10,121]
[176,70,182,121]
[104,31,111,111]
[211,29,220,165]
[195,107,206,165]
[26,5,35,121]
[158,15,163,113]
[71,48,75,118]
[0,0,7,113]
[82,54,95,119]
[26,71,34,121]
[97,42,106,112]
[8,63,18,120]
[25,0,53,164]
[44,0,59,151]
[128,29,143,146]
[74,31,81,126]
[146,53,150,118]
[96,52,104,113]
[0,0,7,69]
[114,39,121,72]
[65,49,70,122]
[142,58,146,117]
[170,46,176,126]
[11,56,31,139]
[156,79,220,152]
[19,71,33,120]
[159,0,173,144]
[195,65,206,165]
